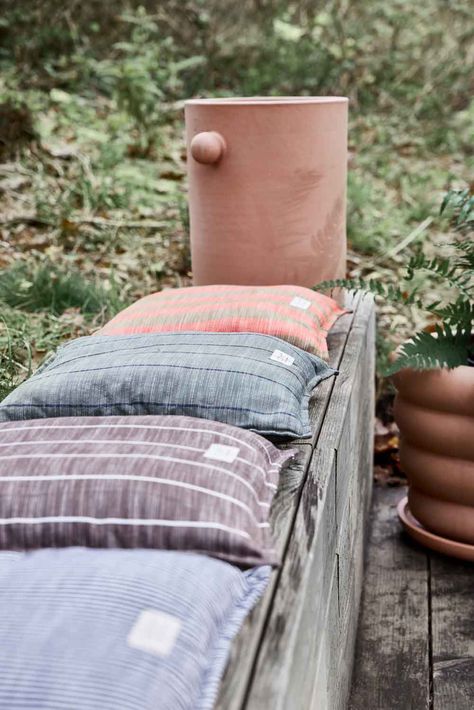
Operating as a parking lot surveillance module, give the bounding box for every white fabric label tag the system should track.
[204,444,240,463]
[127,609,181,657]
[290,296,312,310]
[270,349,295,366]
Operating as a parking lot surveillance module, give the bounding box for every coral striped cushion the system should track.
[0,415,294,566]
[97,285,345,359]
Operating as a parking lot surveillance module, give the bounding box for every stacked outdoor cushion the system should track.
[0,548,270,710]
[97,284,344,360]
[0,284,343,709]
[0,332,336,438]
[0,415,293,566]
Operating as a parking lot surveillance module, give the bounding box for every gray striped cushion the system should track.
[0,415,294,565]
[0,332,336,438]
[0,548,270,710]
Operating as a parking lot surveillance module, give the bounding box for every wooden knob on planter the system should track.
[190,131,226,164]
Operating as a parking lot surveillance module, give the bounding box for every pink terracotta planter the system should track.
[185,97,348,287]
[393,364,474,546]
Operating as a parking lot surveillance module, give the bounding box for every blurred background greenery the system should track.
[0,0,472,399]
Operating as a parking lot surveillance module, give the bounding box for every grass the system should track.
[0,261,126,397]
[0,1,472,401]
[0,262,124,315]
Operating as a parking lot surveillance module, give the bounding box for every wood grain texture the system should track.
[431,553,474,710]
[314,294,375,710]
[216,443,312,710]
[217,293,375,710]
[245,295,375,710]
[247,446,339,709]
[349,487,431,710]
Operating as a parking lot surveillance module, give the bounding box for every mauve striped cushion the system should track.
[97,284,345,360]
[0,415,294,565]
[0,332,336,438]
[0,548,270,710]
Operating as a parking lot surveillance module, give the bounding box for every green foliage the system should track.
[0,261,124,316]
[405,252,472,297]
[318,190,474,373]
[0,0,472,394]
[0,99,36,160]
[0,308,32,400]
[440,188,474,233]
[386,326,472,374]
[0,261,128,399]
[82,8,205,154]
[0,304,76,400]
[317,278,421,307]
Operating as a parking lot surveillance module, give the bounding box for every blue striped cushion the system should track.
[0,548,270,710]
[0,332,336,438]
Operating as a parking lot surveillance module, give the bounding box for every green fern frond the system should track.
[440,188,474,231]
[315,278,419,305]
[446,239,474,254]
[385,325,472,374]
[316,187,473,375]
[406,252,472,295]
[427,297,474,330]
[452,242,474,275]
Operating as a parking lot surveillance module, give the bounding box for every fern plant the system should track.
[316,189,473,374]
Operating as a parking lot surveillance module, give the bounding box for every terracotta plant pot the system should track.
[393,364,474,546]
[185,97,348,287]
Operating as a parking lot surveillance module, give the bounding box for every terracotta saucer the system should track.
[397,496,474,562]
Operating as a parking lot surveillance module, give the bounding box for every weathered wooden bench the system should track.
[217,293,376,710]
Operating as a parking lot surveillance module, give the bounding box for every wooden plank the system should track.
[326,512,367,710]
[311,554,340,709]
[217,293,360,710]
[314,295,375,710]
[336,299,375,627]
[337,467,360,624]
[349,487,430,710]
[246,446,339,709]
[431,552,474,709]
[216,443,311,710]
[244,294,375,709]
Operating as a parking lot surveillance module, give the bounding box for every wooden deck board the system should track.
[349,485,474,710]
[431,553,474,709]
